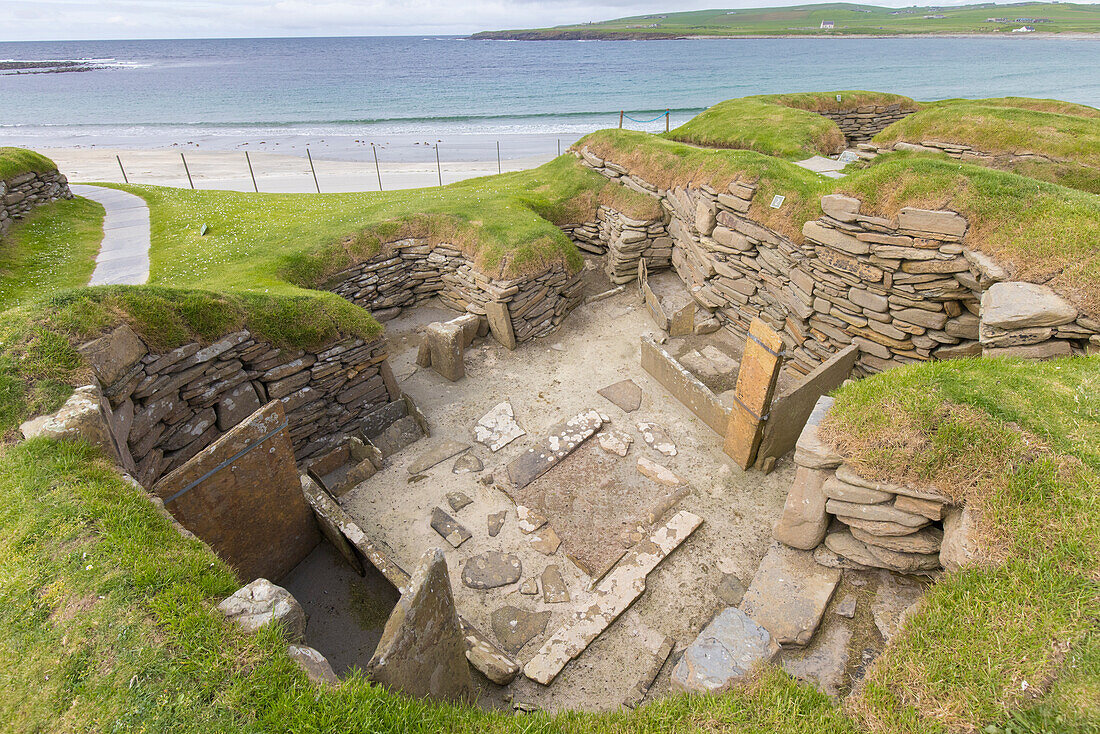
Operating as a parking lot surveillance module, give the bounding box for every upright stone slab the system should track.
[152,401,320,582]
[773,466,830,550]
[425,321,465,381]
[367,548,474,701]
[484,300,517,350]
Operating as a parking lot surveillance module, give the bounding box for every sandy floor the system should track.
[337,266,797,711]
[40,147,555,193]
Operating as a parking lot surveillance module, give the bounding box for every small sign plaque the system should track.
[769,194,785,209]
[836,94,842,102]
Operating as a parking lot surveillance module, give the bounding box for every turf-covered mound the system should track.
[0,147,58,181]
[666,91,916,159]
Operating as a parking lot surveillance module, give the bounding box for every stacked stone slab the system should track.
[326,238,585,344]
[885,140,1066,170]
[576,148,1099,377]
[774,397,960,574]
[979,281,1092,359]
[815,103,917,145]
[0,169,73,237]
[79,324,398,488]
[561,205,671,284]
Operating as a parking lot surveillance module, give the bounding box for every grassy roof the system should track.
[823,356,1100,732]
[666,91,916,160]
[874,99,1100,193]
[0,147,58,181]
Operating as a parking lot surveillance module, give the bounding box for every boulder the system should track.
[461,552,522,590]
[218,578,306,642]
[773,466,830,550]
[981,282,1077,330]
[670,607,779,693]
[288,645,340,686]
[820,194,861,222]
[367,548,474,701]
[77,324,148,387]
[739,544,840,646]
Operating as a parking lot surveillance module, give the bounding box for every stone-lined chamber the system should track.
[0,168,73,237]
[814,102,918,145]
[577,146,1099,377]
[72,322,399,488]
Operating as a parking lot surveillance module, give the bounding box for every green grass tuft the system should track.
[0,147,58,181]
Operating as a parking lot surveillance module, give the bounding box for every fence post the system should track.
[666,110,670,133]
[372,144,383,192]
[435,144,442,187]
[116,155,129,184]
[245,151,258,193]
[619,111,624,129]
[180,153,194,190]
[496,140,501,175]
[306,148,320,194]
[557,139,561,157]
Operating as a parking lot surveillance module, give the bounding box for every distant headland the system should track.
[470,1,1100,40]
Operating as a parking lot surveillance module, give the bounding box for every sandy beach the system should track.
[40,147,562,193]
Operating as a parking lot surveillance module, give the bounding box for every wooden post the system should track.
[372,144,383,192]
[180,153,194,189]
[116,155,128,184]
[665,110,670,133]
[619,111,624,129]
[435,144,442,187]
[306,148,320,193]
[723,318,785,469]
[496,140,501,174]
[557,139,561,157]
[245,151,258,192]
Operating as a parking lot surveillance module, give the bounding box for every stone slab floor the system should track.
[337,264,889,712]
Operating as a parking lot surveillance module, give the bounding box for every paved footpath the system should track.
[72,184,151,285]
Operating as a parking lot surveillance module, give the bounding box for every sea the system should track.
[1,35,1099,162]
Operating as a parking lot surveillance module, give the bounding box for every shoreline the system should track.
[472,31,1100,41]
[40,147,560,193]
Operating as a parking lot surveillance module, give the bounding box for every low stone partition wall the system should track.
[578,148,1100,377]
[0,169,73,237]
[75,323,399,487]
[326,238,585,346]
[886,139,1066,171]
[816,103,916,145]
[562,205,671,285]
[774,397,973,574]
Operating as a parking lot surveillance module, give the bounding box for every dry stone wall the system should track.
[0,169,72,237]
[578,147,1099,377]
[326,238,585,344]
[77,323,398,488]
[561,206,671,285]
[816,103,917,144]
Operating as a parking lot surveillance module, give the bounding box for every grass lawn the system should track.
[874,99,1100,193]
[0,197,105,311]
[0,147,58,181]
[99,156,657,296]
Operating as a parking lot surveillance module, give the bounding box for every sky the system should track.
[0,0,1090,42]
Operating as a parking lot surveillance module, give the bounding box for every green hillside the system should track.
[472,2,1100,39]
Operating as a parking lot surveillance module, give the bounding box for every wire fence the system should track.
[619,110,671,133]
[108,137,574,194]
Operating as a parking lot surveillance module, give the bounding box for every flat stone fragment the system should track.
[516,505,547,533]
[452,453,483,474]
[824,531,885,569]
[871,572,926,642]
[506,409,604,489]
[597,428,633,457]
[813,544,873,572]
[288,645,339,686]
[865,542,941,573]
[461,552,522,590]
[487,510,507,537]
[794,397,843,469]
[623,636,675,708]
[430,507,472,548]
[716,573,746,607]
[491,606,551,653]
[894,494,946,521]
[519,578,539,595]
[981,281,1077,330]
[474,401,526,452]
[835,464,949,502]
[218,578,306,643]
[529,526,562,555]
[446,491,473,512]
[826,499,930,527]
[839,515,931,537]
[636,455,684,486]
[941,506,978,571]
[407,440,468,474]
[77,323,147,386]
[541,565,570,604]
[524,510,703,685]
[852,526,943,555]
[637,421,677,457]
[822,476,894,505]
[670,607,779,693]
[373,416,424,458]
[597,379,643,413]
[739,543,841,646]
[779,621,851,698]
[461,628,520,685]
[835,594,857,619]
[367,548,474,701]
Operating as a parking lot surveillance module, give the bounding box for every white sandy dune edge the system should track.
[40,148,556,194]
